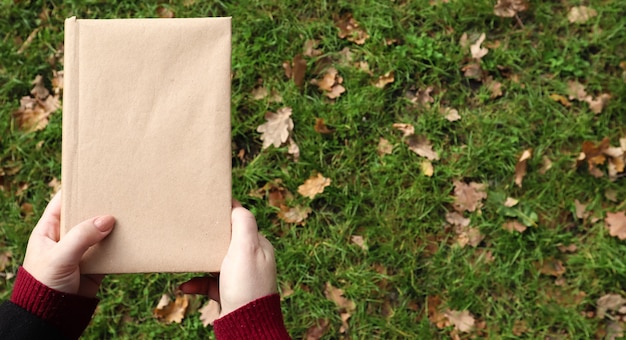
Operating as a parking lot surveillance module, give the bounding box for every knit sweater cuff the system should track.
[213,293,290,339]
[10,267,99,340]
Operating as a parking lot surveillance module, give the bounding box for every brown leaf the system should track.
[311,67,345,99]
[48,177,61,195]
[314,118,333,134]
[377,138,393,156]
[51,70,63,95]
[605,189,618,202]
[198,299,220,327]
[324,282,356,312]
[30,75,49,100]
[550,93,572,107]
[280,282,295,300]
[303,39,322,57]
[453,180,487,212]
[428,296,449,329]
[597,294,626,319]
[504,197,519,207]
[568,6,598,24]
[278,205,312,224]
[257,107,294,149]
[0,251,12,271]
[298,173,331,199]
[537,258,566,277]
[335,13,369,45]
[484,76,503,99]
[351,235,367,250]
[579,138,610,176]
[574,199,589,220]
[305,319,330,340]
[20,202,34,218]
[392,123,415,137]
[470,33,488,60]
[461,62,483,80]
[339,311,351,333]
[503,220,527,233]
[326,84,345,99]
[153,293,190,324]
[512,320,528,336]
[421,160,434,177]
[557,244,577,253]
[251,86,269,100]
[156,5,175,18]
[441,107,461,122]
[494,0,529,17]
[585,93,611,114]
[287,137,300,162]
[567,80,587,101]
[446,211,470,228]
[605,212,626,240]
[406,135,439,161]
[444,309,475,333]
[539,155,553,175]
[292,54,307,89]
[374,71,394,88]
[514,148,532,187]
[14,77,60,133]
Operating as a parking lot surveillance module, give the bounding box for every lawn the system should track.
[1,0,626,338]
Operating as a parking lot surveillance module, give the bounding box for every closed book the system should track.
[61,17,232,273]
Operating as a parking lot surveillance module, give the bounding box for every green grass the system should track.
[2,0,626,338]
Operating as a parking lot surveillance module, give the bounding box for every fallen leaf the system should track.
[484,76,503,99]
[354,61,372,75]
[605,189,618,202]
[606,320,624,340]
[466,227,484,247]
[351,235,367,250]
[298,173,331,199]
[428,296,449,329]
[325,282,356,312]
[504,197,519,207]
[539,156,552,175]
[392,123,414,137]
[20,202,34,218]
[305,319,330,340]
[557,244,577,253]
[412,86,435,107]
[280,282,294,300]
[311,67,345,99]
[550,93,572,107]
[288,137,300,161]
[335,13,369,45]
[51,70,63,95]
[537,257,566,277]
[461,62,483,80]
[153,293,190,324]
[444,309,475,333]
[597,294,626,319]
[574,199,589,220]
[326,84,345,99]
[567,80,587,101]
[441,107,461,122]
[0,251,11,271]
[446,211,470,228]
[514,148,532,187]
[48,177,61,195]
[453,180,487,212]
[579,138,610,177]
[377,138,393,156]
[605,212,626,240]
[568,6,598,24]
[503,220,527,233]
[512,320,528,336]
[198,299,220,327]
[406,135,439,160]
[374,71,394,88]
[251,86,269,100]
[339,311,351,333]
[494,0,529,17]
[303,39,322,57]
[585,93,611,114]
[278,205,312,224]
[470,33,488,60]
[156,5,175,18]
[13,75,60,133]
[257,107,294,149]
[292,54,307,89]
[421,160,434,177]
[314,118,333,134]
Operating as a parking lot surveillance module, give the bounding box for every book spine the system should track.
[60,17,79,236]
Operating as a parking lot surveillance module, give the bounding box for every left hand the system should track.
[22,192,116,297]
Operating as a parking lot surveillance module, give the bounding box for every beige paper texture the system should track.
[61,17,232,274]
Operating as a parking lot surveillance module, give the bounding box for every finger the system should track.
[179,276,220,302]
[78,274,105,298]
[55,215,115,265]
[31,191,63,241]
[231,205,259,246]
[232,199,242,209]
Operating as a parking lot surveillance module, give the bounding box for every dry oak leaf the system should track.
[278,205,312,224]
[453,180,487,212]
[283,54,307,89]
[585,93,611,114]
[567,80,587,101]
[456,227,484,248]
[568,6,598,24]
[314,118,333,134]
[539,156,552,175]
[303,39,322,58]
[484,76,503,99]
[574,199,589,220]
[605,212,626,240]
[515,148,532,187]
[14,75,60,133]
[446,211,470,228]
[579,138,610,177]
[298,173,331,199]
[444,309,475,333]
[392,123,414,137]
[305,319,330,340]
[377,138,393,156]
[257,107,294,149]
[537,257,566,277]
[335,13,369,45]
[374,71,394,88]
[549,93,572,107]
[503,220,527,233]
[351,235,367,250]
[441,107,461,122]
[288,137,300,162]
[470,33,488,60]
[198,299,220,327]
[504,197,519,207]
[311,67,345,99]
[324,282,356,312]
[494,0,529,18]
[153,293,190,324]
[597,294,626,319]
[156,5,175,18]
[0,251,12,271]
[407,135,439,160]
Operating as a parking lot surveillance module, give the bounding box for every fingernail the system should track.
[94,216,115,232]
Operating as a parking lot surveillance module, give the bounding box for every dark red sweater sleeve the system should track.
[213,294,291,340]
[10,267,99,340]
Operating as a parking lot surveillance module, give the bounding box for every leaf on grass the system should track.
[574,200,589,220]
[504,197,519,207]
[557,244,577,253]
[325,282,356,312]
[514,148,532,187]
[421,160,434,177]
[305,319,330,340]
[605,212,626,240]
[550,94,572,107]
[278,205,312,224]
[537,257,566,277]
[392,123,439,161]
[0,251,12,271]
[303,39,322,58]
[351,235,367,250]
[444,309,475,333]
[283,54,307,89]
[311,67,345,99]
[456,227,484,248]
[494,0,529,17]
[539,156,552,175]
[567,80,587,101]
[606,320,624,340]
[298,173,331,199]
[597,294,626,319]
[377,138,393,156]
[153,293,189,324]
[461,62,484,80]
[446,211,470,228]
[605,189,618,202]
[484,76,503,99]
[568,6,597,24]
[585,93,611,114]
[13,75,60,133]
[512,320,528,336]
[314,118,333,134]
[453,180,487,212]
[257,107,294,149]
[578,138,610,178]
[335,13,369,45]
[156,5,175,18]
[288,137,300,162]
[503,220,527,233]
[48,177,61,195]
[470,33,488,60]
[198,299,220,327]
[20,203,34,218]
[374,71,394,88]
[440,107,461,122]
[392,123,414,137]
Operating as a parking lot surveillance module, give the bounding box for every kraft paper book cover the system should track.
[61,17,232,274]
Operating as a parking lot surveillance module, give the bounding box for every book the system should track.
[61,17,232,274]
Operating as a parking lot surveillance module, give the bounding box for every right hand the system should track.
[180,200,278,316]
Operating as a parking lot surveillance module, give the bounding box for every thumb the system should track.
[55,216,116,265]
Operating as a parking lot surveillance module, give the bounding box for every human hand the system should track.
[22,192,116,298]
[180,200,278,317]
